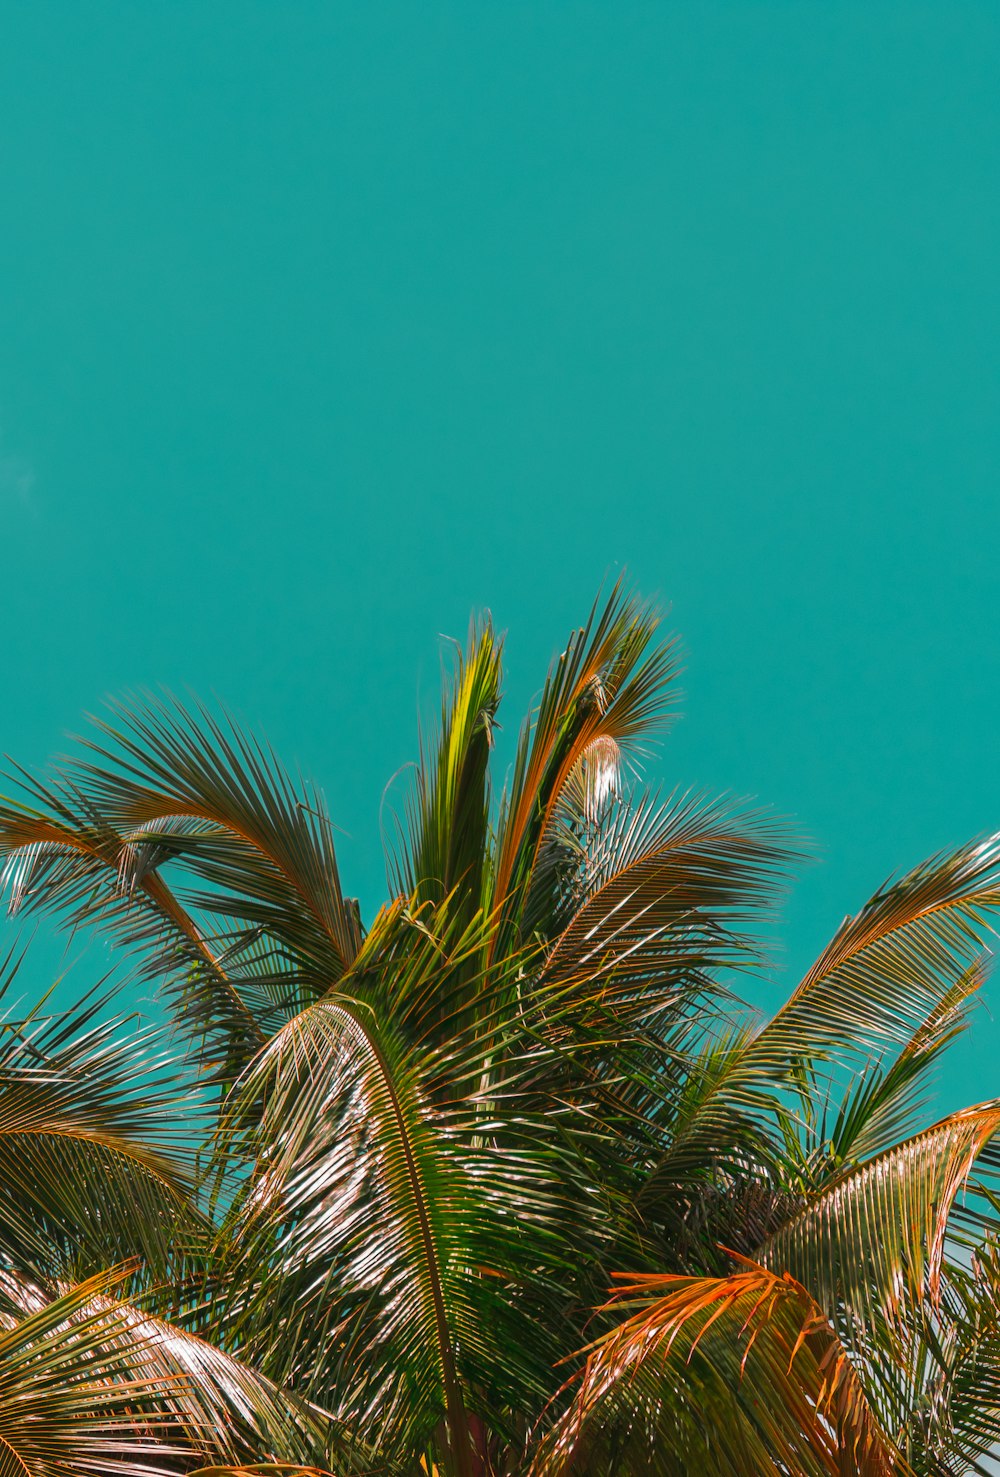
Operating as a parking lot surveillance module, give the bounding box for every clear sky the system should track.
[2,4,999,1109]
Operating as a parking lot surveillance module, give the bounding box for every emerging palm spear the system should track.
[0,586,999,1476]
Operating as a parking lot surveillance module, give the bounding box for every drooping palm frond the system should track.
[756,1102,1000,1333]
[826,957,988,1168]
[638,840,1000,1253]
[0,1262,179,1475]
[752,837,1000,1086]
[533,1265,907,1477]
[78,694,361,970]
[0,962,206,1282]
[537,789,792,1028]
[0,1261,326,1476]
[0,696,366,1081]
[0,776,269,1080]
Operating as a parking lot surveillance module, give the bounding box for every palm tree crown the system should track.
[0,583,998,1476]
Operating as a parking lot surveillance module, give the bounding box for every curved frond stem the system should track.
[226,996,475,1477]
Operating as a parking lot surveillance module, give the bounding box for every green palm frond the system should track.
[827,957,988,1166]
[395,617,502,913]
[0,696,368,1079]
[188,1468,344,1476]
[0,967,206,1280]
[639,840,1000,1245]
[213,941,598,1473]
[0,1263,180,1475]
[538,789,793,1025]
[0,779,269,1080]
[889,1243,1000,1474]
[189,1469,339,1476]
[78,694,361,965]
[757,1101,1000,1330]
[754,836,1000,1083]
[0,1261,351,1476]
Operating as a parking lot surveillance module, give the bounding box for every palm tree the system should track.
[0,583,998,1475]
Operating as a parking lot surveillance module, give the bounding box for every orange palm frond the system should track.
[534,1265,908,1477]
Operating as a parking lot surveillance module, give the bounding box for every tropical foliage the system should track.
[0,584,998,1474]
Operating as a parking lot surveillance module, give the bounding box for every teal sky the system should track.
[2,4,999,1109]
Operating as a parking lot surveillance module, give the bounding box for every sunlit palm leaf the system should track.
[538,790,792,1026]
[890,1245,1000,1473]
[189,1468,341,1476]
[757,1101,1000,1334]
[827,958,988,1166]
[752,837,1000,1081]
[213,895,610,1472]
[189,1469,337,1476]
[0,1260,361,1475]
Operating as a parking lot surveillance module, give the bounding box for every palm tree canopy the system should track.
[0,582,998,1476]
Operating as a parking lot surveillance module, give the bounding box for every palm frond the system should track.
[827,957,988,1166]
[74,694,361,968]
[189,1469,339,1476]
[537,790,793,1027]
[493,582,681,953]
[754,836,1000,1083]
[0,781,269,1078]
[0,1262,181,1475]
[0,968,206,1280]
[212,895,615,1472]
[533,1265,905,1477]
[890,1243,1000,1473]
[757,1101,1000,1333]
[0,695,367,1076]
[394,617,502,915]
[0,1262,350,1475]
[639,839,1000,1244]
